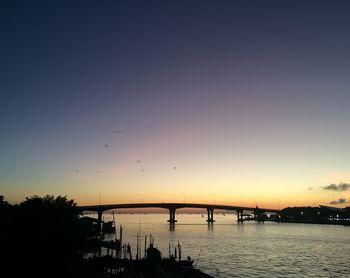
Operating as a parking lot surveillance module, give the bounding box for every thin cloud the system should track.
[322,183,350,192]
[329,198,346,205]
[112,124,152,134]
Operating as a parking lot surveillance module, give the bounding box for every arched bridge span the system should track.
[79,202,280,227]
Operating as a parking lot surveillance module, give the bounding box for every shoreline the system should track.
[270,219,350,226]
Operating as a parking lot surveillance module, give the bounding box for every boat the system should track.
[83,221,214,277]
[102,221,116,234]
[84,244,214,277]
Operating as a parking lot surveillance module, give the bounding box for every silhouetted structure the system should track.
[0,196,214,277]
[80,202,280,227]
[279,206,350,225]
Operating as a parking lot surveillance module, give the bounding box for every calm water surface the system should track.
[95,213,350,278]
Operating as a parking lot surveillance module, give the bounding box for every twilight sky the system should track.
[1,0,350,207]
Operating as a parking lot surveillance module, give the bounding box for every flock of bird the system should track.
[67,124,177,176]
[132,159,177,173]
[71,160,177,175]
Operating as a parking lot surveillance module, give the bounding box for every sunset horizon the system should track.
[2,1,350,277]
[2,1,350,209]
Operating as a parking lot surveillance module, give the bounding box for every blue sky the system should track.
[1,1,350,206]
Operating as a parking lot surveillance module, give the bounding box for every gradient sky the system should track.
[1,0,350,208]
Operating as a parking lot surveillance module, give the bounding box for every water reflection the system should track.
[98,213,350,278]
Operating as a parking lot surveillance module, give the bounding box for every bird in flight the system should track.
[104,144,109,148]
[136,160,141,164]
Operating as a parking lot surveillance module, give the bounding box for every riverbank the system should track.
[274,218,350,226]
[79,255,214,278]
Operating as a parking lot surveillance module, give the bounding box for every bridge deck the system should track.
[79,202,280,213]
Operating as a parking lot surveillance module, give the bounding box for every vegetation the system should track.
[0,195,94,277]
[280,206,350,224]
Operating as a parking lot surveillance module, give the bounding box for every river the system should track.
[96,212,350,277]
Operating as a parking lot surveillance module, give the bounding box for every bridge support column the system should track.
[254,207,265,223]
[237,210,243,223]
[206,208,215,223]
[257,212,265,223]
[97,209,103,256]
[97,210,103,236]
[277,213,281,223]
[167,208,177,224]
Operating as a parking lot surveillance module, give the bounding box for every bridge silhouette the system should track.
[79,202,281,231]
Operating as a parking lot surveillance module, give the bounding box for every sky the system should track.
[1,0,350,208]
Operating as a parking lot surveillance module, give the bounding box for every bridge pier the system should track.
[97,210,103,236]
[237,210,243,223]
[276,213,281,222]
[167,208,177,224]
[97,209,103,256]
[206,208,215,223]
[254,207,265,223]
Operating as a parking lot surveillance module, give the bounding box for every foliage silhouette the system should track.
[1,195,94,278]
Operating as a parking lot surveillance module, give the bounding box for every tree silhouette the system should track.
[1,195,91,278]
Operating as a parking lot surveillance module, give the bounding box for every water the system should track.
[96,212,350,277]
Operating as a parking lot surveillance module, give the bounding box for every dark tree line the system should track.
[0,195,95,278]
[280,206,350,222]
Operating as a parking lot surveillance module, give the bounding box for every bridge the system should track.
[79,203,281,231]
